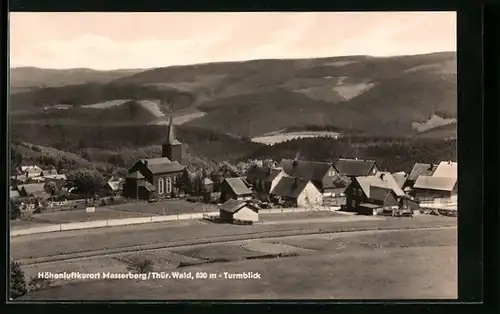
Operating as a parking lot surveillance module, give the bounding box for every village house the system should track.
[219,199,260,223]
[278,159,345,195]
[122,117,186,200]
[219,177,254,202]
[21,165,44,178]
[245,166,285,201]
[345,172,406,214]
[42,168,59,176]
[270,176,323,208]
[334,158,379,178]
[404,163,439,190]
[411,176,457,201]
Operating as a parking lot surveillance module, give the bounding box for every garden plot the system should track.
[114,250,202,270]
[171,244,260,262]
[242,241,314,255]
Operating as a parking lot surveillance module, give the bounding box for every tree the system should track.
[10,260,27,299]
[66,168,106,201]
[10,200,21,220]
[28,276,52,292]
[45,181,58,201]
[126,256,154,274]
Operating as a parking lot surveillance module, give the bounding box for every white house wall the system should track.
[297,182,323,208]
[233,206,259,222]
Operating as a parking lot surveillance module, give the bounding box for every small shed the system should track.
[219,199,259,223]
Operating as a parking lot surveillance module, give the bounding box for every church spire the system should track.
[165,116,181,145]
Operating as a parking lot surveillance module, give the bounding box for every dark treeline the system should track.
[241,136,457,174]
[11,123,263,162]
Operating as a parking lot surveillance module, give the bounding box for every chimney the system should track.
[380,173,385,180]
[428,164,434,171]
[292,159,298,168]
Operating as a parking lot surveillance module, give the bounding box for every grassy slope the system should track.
[10,52,457,137]
[10,67,145,91]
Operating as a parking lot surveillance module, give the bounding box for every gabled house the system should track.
[411,176,457,200]
[220,177,254,202]
[334,158,379,178]
[345,172,405,213]
[122,117,186,200]
[246,166,285,201]
[219,199,260,223]
[270,177,323,208]
[278,159,344,194]
[404,163,439,189]
[20,165,44,178]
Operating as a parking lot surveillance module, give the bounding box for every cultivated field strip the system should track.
[18,225,456,267]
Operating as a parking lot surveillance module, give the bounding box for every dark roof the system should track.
[407,163,438,181]
[18,183,46,195]
[369,185,394,202]
[141,158,185,174]
[138,181,156,191]
[223,177,253,196]
[279,159,333,181]
[271,177,311,199]
[334,158,377,177]
[127,171,145,179]
[164,116,182,146]
[246,166,282,182]
[218,199,258,213]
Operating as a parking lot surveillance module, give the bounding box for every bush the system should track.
[10,260,27,299]
[28,276,53,292]
[126,257,154,273]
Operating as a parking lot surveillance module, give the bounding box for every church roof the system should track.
[139,158,185,174]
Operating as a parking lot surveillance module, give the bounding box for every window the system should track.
[166,177,172,194]
[328,169,336,177]
[158,178,164,195]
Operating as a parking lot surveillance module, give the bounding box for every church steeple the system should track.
[165,116,181,145]
[162,116,183,163]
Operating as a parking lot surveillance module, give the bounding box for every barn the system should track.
[219,199,260,223]
[220,177,254,202]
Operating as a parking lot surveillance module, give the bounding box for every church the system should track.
[122,117,187,200]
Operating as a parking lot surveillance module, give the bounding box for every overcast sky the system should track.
[9,12,456,70]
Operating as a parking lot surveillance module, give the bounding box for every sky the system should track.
[9,12,456,70]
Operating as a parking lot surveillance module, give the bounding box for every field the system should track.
[251,131,341,145]
[13,208,154,225]
[18,226,457,300]
[11,214,456,261]
[102,199,217,216]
